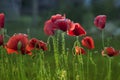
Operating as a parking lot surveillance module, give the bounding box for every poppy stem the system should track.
[72,36,79,55]
[52,36,59,70]
[76,36,84,80]
[76,36,80,46]
[102,30,105,48]
[87,50,90,80]
[78,54,84,80]
[89,51,97,80]
[47,36,52,51]
[108,57,112,80]
[62,32,65,55]
[61,32,68,69]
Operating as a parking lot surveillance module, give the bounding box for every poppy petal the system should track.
[0,13,5,29]
[6,33,28,54]
[75,46,86,55]
[26,38,47,52]
[54,19,72,32]
[51,14,65,22]
[44,20,57,35]
[5,46,18,54]
[102,47,119,57]
[0,35,4,46]
[81,36,95,49]
[67,23,86,36]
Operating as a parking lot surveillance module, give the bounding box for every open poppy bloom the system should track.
[54,19,73,32]
[0,13,5,29]
[44,14,73,35]
[94,15,106,30]
[75,46,86,55]
[81,36,95,49]
[67,23,86,36]
[102,47,119,57]
[5,33,30,55]
[26,38,47,52]
[0,34,4,46]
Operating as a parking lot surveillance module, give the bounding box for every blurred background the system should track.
[0,0,120,40]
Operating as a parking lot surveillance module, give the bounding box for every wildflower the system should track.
[75,46,86,55]
[94,15,106,30]
[26,38,47,52]
[102,47,119,57]
[44,20,57,35]
[67,23,86,36]
[44,14,73,35]
[0,34,4,46]
[0,13,5,29]
[55,19,73,32]
[5,33,29,54]
[81,36,95,49]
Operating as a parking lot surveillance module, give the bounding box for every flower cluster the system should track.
[44,14,95,55]
[94,15,120,57]
[44,14,86,36]
[0,13,47,55]
[4,33,47,55]
[0,13,119,57]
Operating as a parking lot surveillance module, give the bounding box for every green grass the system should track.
[0,30,120,80]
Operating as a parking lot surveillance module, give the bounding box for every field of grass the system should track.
[0,33,120,80]
[1,16,120,80]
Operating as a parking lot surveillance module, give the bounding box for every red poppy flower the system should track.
[5,33,29,55]
[54,19,73,31]
[75,46,86,55]
[102,47,119,57]
[67,23,86,36]
[0,13,5,29]
[81,36,95,49]
[26,38,47,52]
[44,20,57,35]
[51,14,65,22]
[94,15,106,30]
[0,34,4,46]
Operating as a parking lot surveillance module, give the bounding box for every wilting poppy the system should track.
[44,20,57,35]
[81,36,95,49]
[0,34,4,46]
[26,38,47,52]
[94,15,106,30]
[75,46,86,55]
[67,23,86,36]
[102,47,119,57]
[0,13,5,29]
[5,33,29,55]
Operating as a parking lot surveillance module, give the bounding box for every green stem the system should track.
[47,36,52,51]
[89,51,97,80]
[52,36,59,70]
[87,50,90,80]
[62,32,65,55]
[108,58,112,80]
[102,30,105,48]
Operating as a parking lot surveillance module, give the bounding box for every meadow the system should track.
[0,14,120,80]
